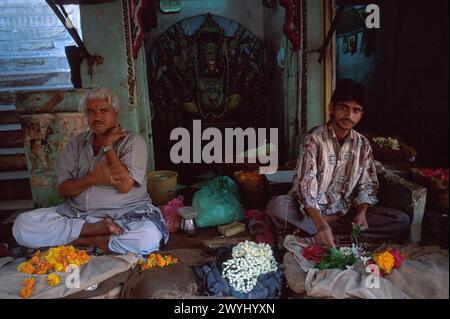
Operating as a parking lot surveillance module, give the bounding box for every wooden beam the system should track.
[323,0,336,123]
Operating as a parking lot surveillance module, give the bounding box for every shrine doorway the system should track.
[148,14,268,177]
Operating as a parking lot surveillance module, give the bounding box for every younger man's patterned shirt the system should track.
[289,121,379,216]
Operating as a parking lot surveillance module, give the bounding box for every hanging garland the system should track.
[121,0,137,110]
[300,0,308,136]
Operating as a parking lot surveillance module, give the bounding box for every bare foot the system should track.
[79,217,123,237]
[102,217,123,236]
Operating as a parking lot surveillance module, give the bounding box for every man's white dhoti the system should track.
[13,207,163,255]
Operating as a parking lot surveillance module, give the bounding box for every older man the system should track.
[13,88,168,255]
[266,79,411,247]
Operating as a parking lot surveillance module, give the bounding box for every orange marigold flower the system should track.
[23,277,36,288]
[20,277,36,299]
[36,262,51,275]
[30,256,40,265]
[18,262,36,275]
[20,286,34,299]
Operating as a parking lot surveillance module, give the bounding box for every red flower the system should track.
[302,245,328,263]
[390,249,405,268]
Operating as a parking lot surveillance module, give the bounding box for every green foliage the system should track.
[352,223,361,237]
[316,248,358,270]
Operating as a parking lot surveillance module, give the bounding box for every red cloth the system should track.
[129,0,158,59]
[245,210,275,246]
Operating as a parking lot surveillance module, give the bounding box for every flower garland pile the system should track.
[302,244,405,274]
[303,243,371,270]
[302,224,406,272]
[222,241,278,293]
[17,245,90,275]
[16,245,91,298]
[139,253,178,271]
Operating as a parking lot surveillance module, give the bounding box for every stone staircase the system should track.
[0,0,80,92]
[0,0,81,242]
[0,99,34,243]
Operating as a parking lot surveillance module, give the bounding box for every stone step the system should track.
[0,104,16,112]
[0,6,80,23]
[0,152,27,172]
[0,170,29,180]
[0,14,67,30]
[0,67,70,77]
[0,199,34,212]
[0,123,21,131]
[0,173,32,201]
[0,38,75,55]
[0,71,72,92]
[0,26,69,42]
[0,110,19,125]
[0,56,69,72]
[0,147,25,155]
[0,83,73,93]
[0,130,23,148]
[0,95,14,105]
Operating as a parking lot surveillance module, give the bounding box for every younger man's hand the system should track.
[353,212,369,231]
[315,223,336,248]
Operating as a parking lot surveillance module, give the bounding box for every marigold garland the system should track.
[17,245,90,275]
[17,245,91,298]
[19,277,36,299]
[140,253,178,271]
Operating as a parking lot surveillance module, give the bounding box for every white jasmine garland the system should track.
[372,137,400,151]
[222,241,278,293]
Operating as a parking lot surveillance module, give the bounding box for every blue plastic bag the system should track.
[192,176,244,228]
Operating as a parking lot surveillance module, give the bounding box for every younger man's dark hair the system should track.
[331,79,366,107]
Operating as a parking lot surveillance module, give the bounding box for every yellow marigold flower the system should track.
[17,262,27,272]
[47,273,60,287]
[373,251,395,274]
[54,263,65,272]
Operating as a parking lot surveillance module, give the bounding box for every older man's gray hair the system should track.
[79,88,120,113]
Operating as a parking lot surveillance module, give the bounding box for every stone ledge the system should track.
[378,170,427,243]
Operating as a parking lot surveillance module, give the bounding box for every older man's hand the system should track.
[90,162,131,189]
[89,163,113,186]
[104,125,127,146]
